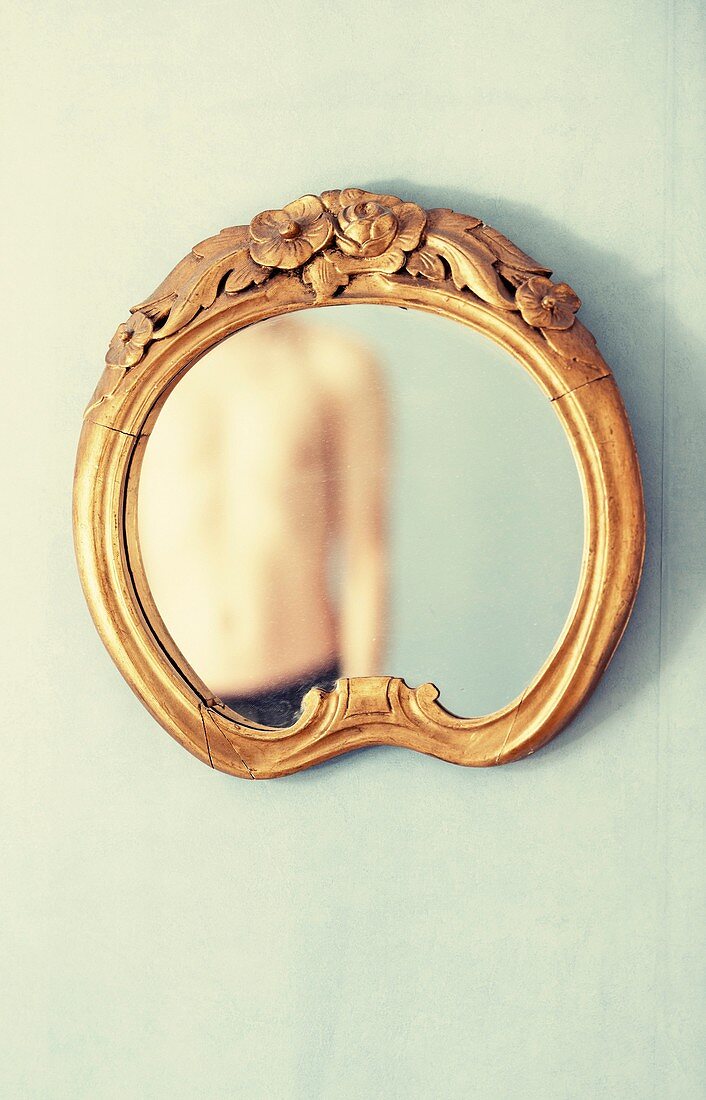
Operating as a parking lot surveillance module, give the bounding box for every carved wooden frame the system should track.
[73,188,645,779]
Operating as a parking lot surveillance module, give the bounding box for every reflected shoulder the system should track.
[306,323,384,398]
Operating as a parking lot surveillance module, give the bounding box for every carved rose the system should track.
[248,195,333,269]
[516,276,581,330]
[106,311,154,368]
[332,188,426,260]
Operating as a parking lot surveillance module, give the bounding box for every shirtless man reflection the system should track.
[138,317,388,727]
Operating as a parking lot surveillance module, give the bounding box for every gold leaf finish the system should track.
[421,208,517,307]
[406,246,446,282]
[516,276,582,330]
[76,188,645,778]
[471,223,552,286]
[223,251,269,295]
[302,252,349,301]
[249,195,333,269]
[105,312,153,369]
[334,189,426,258]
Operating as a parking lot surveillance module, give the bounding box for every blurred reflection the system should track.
[138,317,388,726]
[140,307,585,725]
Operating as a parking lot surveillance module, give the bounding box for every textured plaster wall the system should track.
[3,2,704,1097]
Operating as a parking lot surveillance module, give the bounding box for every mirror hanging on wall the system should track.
[75,186,645,776]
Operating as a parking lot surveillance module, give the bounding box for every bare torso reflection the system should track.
[139,317,388,726]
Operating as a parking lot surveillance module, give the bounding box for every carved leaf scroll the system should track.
[101,188,591,382]
[302,252,349,299]
[405,245,446,281]
[131,225,270,340]
[420,209,517,308]
[471,223,552,286]
[223,252,270,295]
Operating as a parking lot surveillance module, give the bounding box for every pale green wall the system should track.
[3,2,704,1097]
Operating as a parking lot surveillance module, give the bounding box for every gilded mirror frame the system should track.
[73,188,645,778]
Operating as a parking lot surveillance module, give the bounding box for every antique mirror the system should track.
[73,189,645,778]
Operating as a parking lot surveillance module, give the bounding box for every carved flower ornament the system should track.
[104,190,585,372]
[248,195,333,269]
[105,311,154,368]
[515,276,581,331]
[246,188,426,273]
[329,188,426,261]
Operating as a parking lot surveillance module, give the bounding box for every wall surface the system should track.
[3,2,704,1097]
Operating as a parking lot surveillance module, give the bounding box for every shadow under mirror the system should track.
[137,306,584,728]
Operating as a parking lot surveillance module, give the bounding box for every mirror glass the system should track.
[138,307,583,727]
